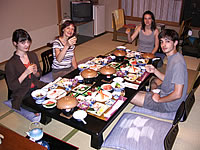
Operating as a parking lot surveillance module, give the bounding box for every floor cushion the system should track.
[102,113,171,150]
[40,72,54,83]
[131,106,176,121]
[3,99,41,122]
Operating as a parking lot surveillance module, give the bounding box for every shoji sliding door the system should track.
[119,0,183,25]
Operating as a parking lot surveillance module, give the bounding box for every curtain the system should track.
[120,0,182,23]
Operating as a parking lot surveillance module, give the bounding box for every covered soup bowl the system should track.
[80,68,98,84]
[113,50,126,62]
[57,96,78,117]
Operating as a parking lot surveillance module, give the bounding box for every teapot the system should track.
[26,122,43,142]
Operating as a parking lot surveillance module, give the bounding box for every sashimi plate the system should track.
[47,89,67,100]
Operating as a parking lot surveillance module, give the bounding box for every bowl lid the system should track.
[100,66,116,75]
[142,53,155,59]
[113,50,126,56]
[57,96,78,109]
[81,69,97,78]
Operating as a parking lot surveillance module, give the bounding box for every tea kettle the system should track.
[26,122,43,142]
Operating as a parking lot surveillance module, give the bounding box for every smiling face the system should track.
[144,14,152,26]
[63,24,75,38]
[160,38,178,56]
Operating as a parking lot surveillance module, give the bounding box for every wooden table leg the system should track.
[91,134,103,149]
[40,113,52,125]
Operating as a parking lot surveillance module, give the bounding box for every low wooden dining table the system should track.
[23,56,156,149]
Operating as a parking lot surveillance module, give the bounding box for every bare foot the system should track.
[34,113,40,116]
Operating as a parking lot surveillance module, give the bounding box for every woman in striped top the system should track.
[52,20,78,79]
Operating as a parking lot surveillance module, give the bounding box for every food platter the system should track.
[95,90,112,102]
[126,51,135,58]
[56,78,78,88]
[47,89,67,100]
[87,102,109,116]
[101,84,113,91]
[128,66,141,74]
[136,59,148,66]
[72,84,90,94]
[108,62,121,68]
[124,73,138,82]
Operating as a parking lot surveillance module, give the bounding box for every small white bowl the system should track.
[73,110,87,124]
[78,64,89,71]
[31,89,47,101]
[111,82,125,92]
[116,46,126,50]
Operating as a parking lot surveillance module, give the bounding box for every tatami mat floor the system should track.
[0,33,199,150]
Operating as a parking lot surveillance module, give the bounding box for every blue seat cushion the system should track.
[131,105,176,120]
[40,72,54,83]
[3,99,41,122]
[102,113,171,150]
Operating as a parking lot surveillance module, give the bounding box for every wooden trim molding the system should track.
[57,0,62,36]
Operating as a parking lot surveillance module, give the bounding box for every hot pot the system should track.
[113,50,126,62]
[142,53,155,59]
[57,96,78,117]
[100,66,116,80]
[80,69,98,84]
[141,53,155,64]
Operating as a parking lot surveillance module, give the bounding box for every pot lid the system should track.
[113,50,126,56]
[81,69,97,78]
[57,96,78,109]
[100,66,116,75]
[142,53,155,59]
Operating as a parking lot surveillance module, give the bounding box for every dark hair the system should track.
[158,29,179,43]
[12,29,32,43]
[60,20,76,36]
[141,10,156,32]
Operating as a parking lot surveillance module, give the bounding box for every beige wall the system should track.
[0,0,59,63]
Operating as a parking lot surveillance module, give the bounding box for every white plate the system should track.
[42,99,57,108]
[47,89,67,100]
[113,77,124,83]
[95,91,112,102]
